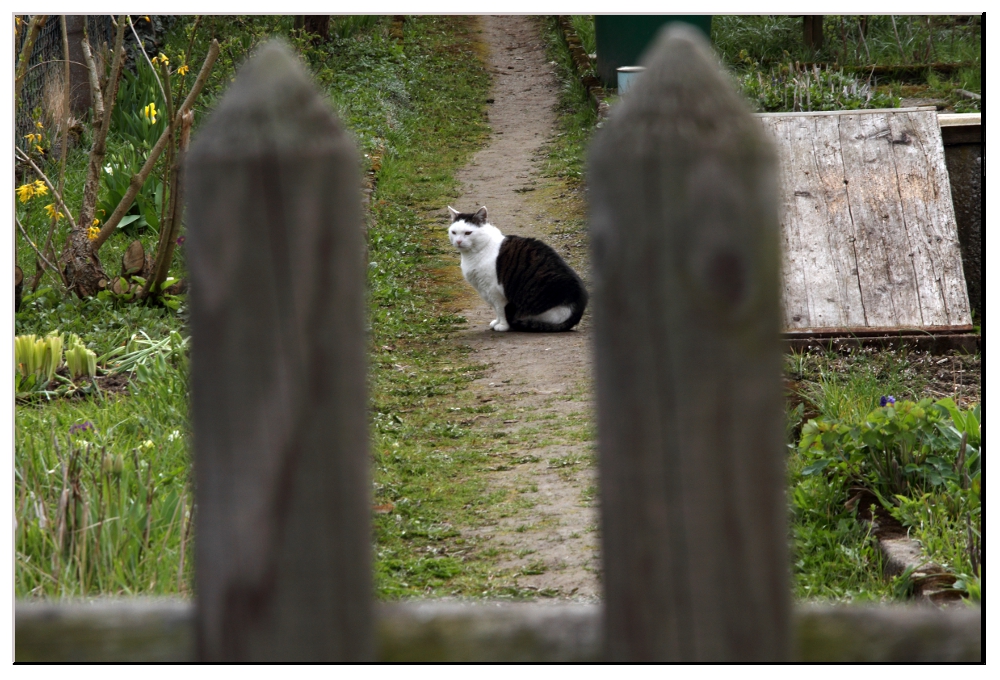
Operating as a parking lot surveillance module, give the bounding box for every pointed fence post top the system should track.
[601,24,773,162]
[188,39,349,159]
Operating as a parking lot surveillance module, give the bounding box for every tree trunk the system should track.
[303,16,330,41]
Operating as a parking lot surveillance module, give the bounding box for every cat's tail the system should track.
[508,290,588,333]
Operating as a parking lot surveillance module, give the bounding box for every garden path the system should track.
[448,15,599,600]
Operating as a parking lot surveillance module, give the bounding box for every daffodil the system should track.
[44,203,64,219]
[143,102,158,124]
[177,63,190,76]
[87,226,100,241]
[16,183,34,202]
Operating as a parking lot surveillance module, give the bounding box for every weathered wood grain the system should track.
[185,41,372,661]
[14,600,983,663]
[758,108,971,332]
[887,111,971,325]
[588,25,788,661]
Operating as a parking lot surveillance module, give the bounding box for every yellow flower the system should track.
[44,203,64,219]
[143,102,157,124]
[87,226,100,241]
[177,63,190,76]
[143,16,150,22]
[152,52,169,67]
[25,133,42,144]
[32,180,47,196]
[35,121,44,129]
[35,145,45,154]
[92,218,101,227]
[16,183,34,202]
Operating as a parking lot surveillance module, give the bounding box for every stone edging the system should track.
[554,16,610,119]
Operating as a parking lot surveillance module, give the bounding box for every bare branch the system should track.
[128,15,168,106]
[80,33,104,124]
[15,148,79,232]
[15,15,47,100]
[17,217,64,282]
[75,17,127,239]
[92,39,220,250]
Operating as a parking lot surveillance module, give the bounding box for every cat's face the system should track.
[447,206,490,252]
[448,220,484,251]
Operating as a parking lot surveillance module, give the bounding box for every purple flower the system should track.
[69,421,96,435]
[176,236,186,246]
[880,396,896,407]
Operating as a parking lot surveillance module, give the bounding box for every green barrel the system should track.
[595,15,712,88]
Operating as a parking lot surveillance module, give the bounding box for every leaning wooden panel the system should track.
[185,41,372,661]
[760,107,971,333]
[589,26,788,661]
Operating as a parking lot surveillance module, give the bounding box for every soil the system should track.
[447,16,600,601]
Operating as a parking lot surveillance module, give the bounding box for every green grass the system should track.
[15,15,524,600]
[541,17,598,185]
[15,349,191,597]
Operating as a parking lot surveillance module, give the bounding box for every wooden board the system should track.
[758,109,972,331]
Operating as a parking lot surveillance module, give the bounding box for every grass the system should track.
[15,15,528,600]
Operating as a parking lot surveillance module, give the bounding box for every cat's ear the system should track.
[447,206,460,223]
[474,206,488,222]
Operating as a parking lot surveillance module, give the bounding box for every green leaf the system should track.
[801,459,832,476]
[117,214,143,229]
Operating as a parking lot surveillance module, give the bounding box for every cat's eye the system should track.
[465,231,472,235]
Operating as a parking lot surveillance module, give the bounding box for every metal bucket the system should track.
[616,66,646,95]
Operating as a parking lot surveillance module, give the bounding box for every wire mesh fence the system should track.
[15,15,115,149]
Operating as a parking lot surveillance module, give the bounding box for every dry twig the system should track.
[92,39,220,250]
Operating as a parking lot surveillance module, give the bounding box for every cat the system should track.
[447,206,588,332]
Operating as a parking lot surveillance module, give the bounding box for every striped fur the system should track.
[448,206,587,333]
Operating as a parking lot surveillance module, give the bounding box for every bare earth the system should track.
[448,16,599,601]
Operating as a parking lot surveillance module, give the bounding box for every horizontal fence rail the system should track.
[14,600,982,662]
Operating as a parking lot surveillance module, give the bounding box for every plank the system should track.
[185,42,372,661]
[588,25,788,661]
[768,115,867,328]
[13,600,984,663]
[836,112,924,326]
[759,116,812,328]
[887,111,972,325]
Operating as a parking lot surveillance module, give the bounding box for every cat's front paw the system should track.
[489,319,498,328]
[492,322,509,332]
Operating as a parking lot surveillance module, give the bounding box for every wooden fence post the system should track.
[186,41,372,661]
[588,25,788,661]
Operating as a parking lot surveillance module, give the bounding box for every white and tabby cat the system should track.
[447,206,587,332]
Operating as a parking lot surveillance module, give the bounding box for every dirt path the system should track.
[448,16,599,601]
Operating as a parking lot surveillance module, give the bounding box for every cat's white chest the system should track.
[460,236,505,303]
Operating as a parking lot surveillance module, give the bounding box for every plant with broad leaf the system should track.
[799,397,980,503]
